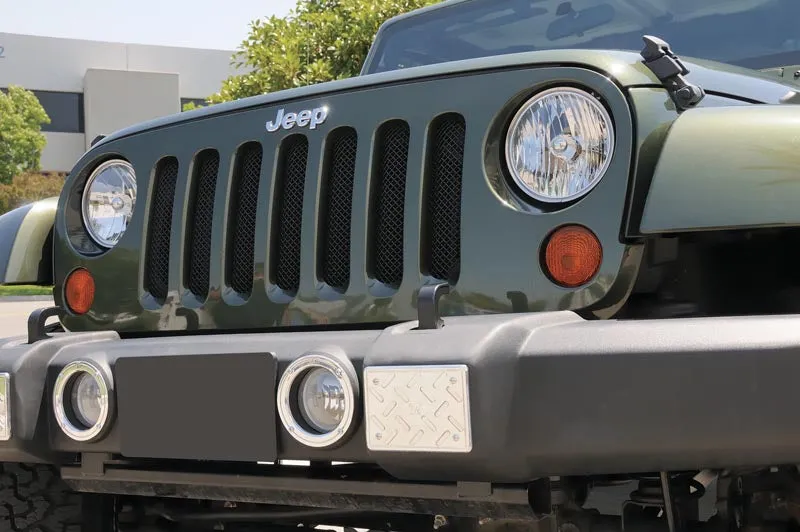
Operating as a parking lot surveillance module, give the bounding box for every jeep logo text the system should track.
[266,106,328,132]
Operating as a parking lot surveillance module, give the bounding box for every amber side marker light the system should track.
[543,225,603,288]
[64,268,95,315]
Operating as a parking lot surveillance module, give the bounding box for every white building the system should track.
[0,32,248,172]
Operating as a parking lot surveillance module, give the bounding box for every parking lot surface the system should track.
[0,299,54,339]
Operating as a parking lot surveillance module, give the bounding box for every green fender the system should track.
[0,197,58,285]
[639,104,800,234]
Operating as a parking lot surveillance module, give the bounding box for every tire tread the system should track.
[0,464,81,532]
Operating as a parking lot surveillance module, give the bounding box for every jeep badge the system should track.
[266,106,329,132]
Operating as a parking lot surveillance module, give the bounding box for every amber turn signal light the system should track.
[64,268,95,315]
[543,225,603,288]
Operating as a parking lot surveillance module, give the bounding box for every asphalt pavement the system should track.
[0,299,54,339]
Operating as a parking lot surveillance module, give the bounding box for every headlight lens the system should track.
[505,87,614,203]
[82,159,136,248]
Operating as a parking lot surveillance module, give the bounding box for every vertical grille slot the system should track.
[370,120,410,289]
[319,128,358,292]
[185,149,220,300]
[270,135,309,296]
[144,157,179,301]
[424,114,466,284]
[227,142,263,297]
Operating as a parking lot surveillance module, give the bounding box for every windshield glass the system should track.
[365,0,799,74]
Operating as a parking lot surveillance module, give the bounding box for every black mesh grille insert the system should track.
[271,135,308,295]
[228,143,263,296]
[371,121,410,289]
[425,114,466,284]
[185,149,220,299]
[320,128,357,291]
[145,157,179,301]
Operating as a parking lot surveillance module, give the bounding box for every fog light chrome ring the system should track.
[53,360,114,442]
[277,351,358,449]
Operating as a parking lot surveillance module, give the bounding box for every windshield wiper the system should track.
[640,35,705,112]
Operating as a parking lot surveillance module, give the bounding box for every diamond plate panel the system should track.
[363,365,472,453]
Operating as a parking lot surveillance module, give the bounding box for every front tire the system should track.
[0,463,82,532]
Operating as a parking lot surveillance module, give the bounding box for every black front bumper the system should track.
[3,309,800,484]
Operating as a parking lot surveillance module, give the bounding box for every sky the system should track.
[0,0,298,51]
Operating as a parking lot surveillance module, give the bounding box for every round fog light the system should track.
[53,360,114,442]
[277,351,358,449]
[298,367,347,433]
[71,372,103,428]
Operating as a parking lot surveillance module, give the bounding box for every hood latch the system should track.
[640,35,706,112]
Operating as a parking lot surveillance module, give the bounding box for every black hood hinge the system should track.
[640,35,706,111]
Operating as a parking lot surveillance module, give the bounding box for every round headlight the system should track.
[53,360,114,442]
[505,87,614,203]
[277,352,358,448]
[82,159,136,248]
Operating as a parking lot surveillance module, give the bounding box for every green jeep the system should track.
[1,0,800,531]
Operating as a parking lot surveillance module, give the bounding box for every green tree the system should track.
[0,86,50,184]
[208,0,440,103]
[182,100,208,112]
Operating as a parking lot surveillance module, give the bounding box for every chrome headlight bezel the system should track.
[504,86,615,204]
[276,351,358,449]
[81,159,137,248]
[53,360,114,443]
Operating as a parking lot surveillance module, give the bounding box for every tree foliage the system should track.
[0,172,65,216]
[182,101,204,112]
[208,0,440,103]
[0,86,50,185]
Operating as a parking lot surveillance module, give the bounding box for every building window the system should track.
[34,90,85,134]
[181,97,208,111]
[1,88,85,134]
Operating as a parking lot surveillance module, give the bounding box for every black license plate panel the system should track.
[116,352,277,462]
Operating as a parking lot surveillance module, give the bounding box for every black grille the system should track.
[425,114,466,284]
[371,121,410,289]
[141,113,465,306]
[185,150,220,299]
[320,128,357,291]
[228,143,263,296]
[271,135,309,295]
[144,157,179,301]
